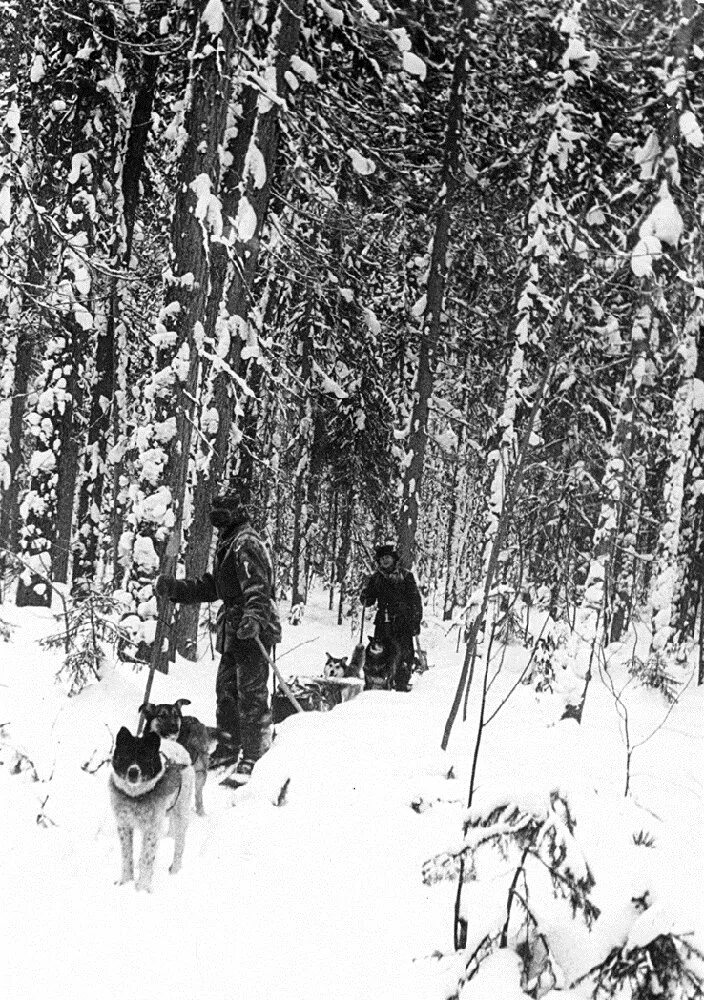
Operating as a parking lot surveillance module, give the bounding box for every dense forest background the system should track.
[2,0,704,687]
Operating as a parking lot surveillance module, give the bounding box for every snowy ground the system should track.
[0,595,702,1000]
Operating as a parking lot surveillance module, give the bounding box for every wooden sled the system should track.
[272,675,363,724]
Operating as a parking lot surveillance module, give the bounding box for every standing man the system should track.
[360,542,423,691]
[155,487,281,784]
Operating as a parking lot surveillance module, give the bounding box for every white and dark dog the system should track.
[109,727,195,892]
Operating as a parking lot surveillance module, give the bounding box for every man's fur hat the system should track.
[210,486,250,526]
[375,542,398,562]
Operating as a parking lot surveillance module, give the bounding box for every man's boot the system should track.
[394,661,413,692]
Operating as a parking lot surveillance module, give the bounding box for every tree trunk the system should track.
[174,0,303,657]
[328,489,339,611]
[0,1,31,567]
[398,0,477,568]
[173,80,257,660]
[443,347,472,619]
[565,303,650,694]
[139,4,237,673]
[336,492,355,626]
[75,44,161,591]
[644,6,703,663]
[648,304,699,660]
[19,80,97,600]
[175,358,235,661]
[0,218,49,563]
[290,312,314,613]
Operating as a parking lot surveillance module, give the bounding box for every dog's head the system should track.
[366,637,386,661]
[112,727,163,790]
[324,653,348,679]
[139,698,191,740]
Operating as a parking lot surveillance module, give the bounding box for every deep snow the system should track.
[0,595,702,1000]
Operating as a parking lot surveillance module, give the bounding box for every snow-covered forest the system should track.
[3,0,704,669]
[1,1,704,999]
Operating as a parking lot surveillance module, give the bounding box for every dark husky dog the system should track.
[109,727,195,892]
[363,635,402,691]
[139,699,237,815]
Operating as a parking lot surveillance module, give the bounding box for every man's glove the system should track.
[237,618,260,641]
[155,574,176,598]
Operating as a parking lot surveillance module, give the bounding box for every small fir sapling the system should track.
[628,651,683,704]
[423,784,704,999]
[423,789,600,994]
[494,588,528,645]
[572,933,704,1000]
[522,618,572,695]
[39,587,131,696]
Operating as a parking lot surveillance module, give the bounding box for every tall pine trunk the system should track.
[398,0,477,567]
[336,492,355,627]
[290,310,314,614]
[564,304,651,715]
[135,3,237,673]
[648,303,699,661]
[0,1,32,569]
[74,42,161,591]
[19,82,97,600]
[0,218,49,566]
[175,1,303,657]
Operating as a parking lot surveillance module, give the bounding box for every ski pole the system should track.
[359,603,366,644]
[137,607,175,733]
[137,658,157,735]
[256,638,304,714]
[414,635,428,672]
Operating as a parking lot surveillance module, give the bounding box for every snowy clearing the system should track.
[1,596,703,1000]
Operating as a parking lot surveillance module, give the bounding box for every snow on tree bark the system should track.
[126,1,237,671]
[649,309,699,658]
[572,307,651,643]
[444,3,601,750]
[73,25,162,593]
[637,5,703,670]
[174,49,260,660]
[16,8,102,602]
[175,0,303,657]
[0,6,38,568]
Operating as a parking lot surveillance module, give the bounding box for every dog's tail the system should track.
[202,727,239,757]
[349,643,366,677]
[208,727,238,747]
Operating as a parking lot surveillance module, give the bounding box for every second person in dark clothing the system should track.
[155,488,281,784]
[360,542,423,691]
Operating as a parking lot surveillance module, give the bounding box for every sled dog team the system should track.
[109,631,422,892]
[109,487,424,891]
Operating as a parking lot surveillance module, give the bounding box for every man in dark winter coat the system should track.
[360,543,423,691]
[155,488,281,784]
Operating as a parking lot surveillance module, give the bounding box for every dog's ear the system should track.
[115,726,133,748]
[340,657,348,666]
[143,730,160,751]
[175,698,191,710]
[325,653,333,662]
[138,703,155,718]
